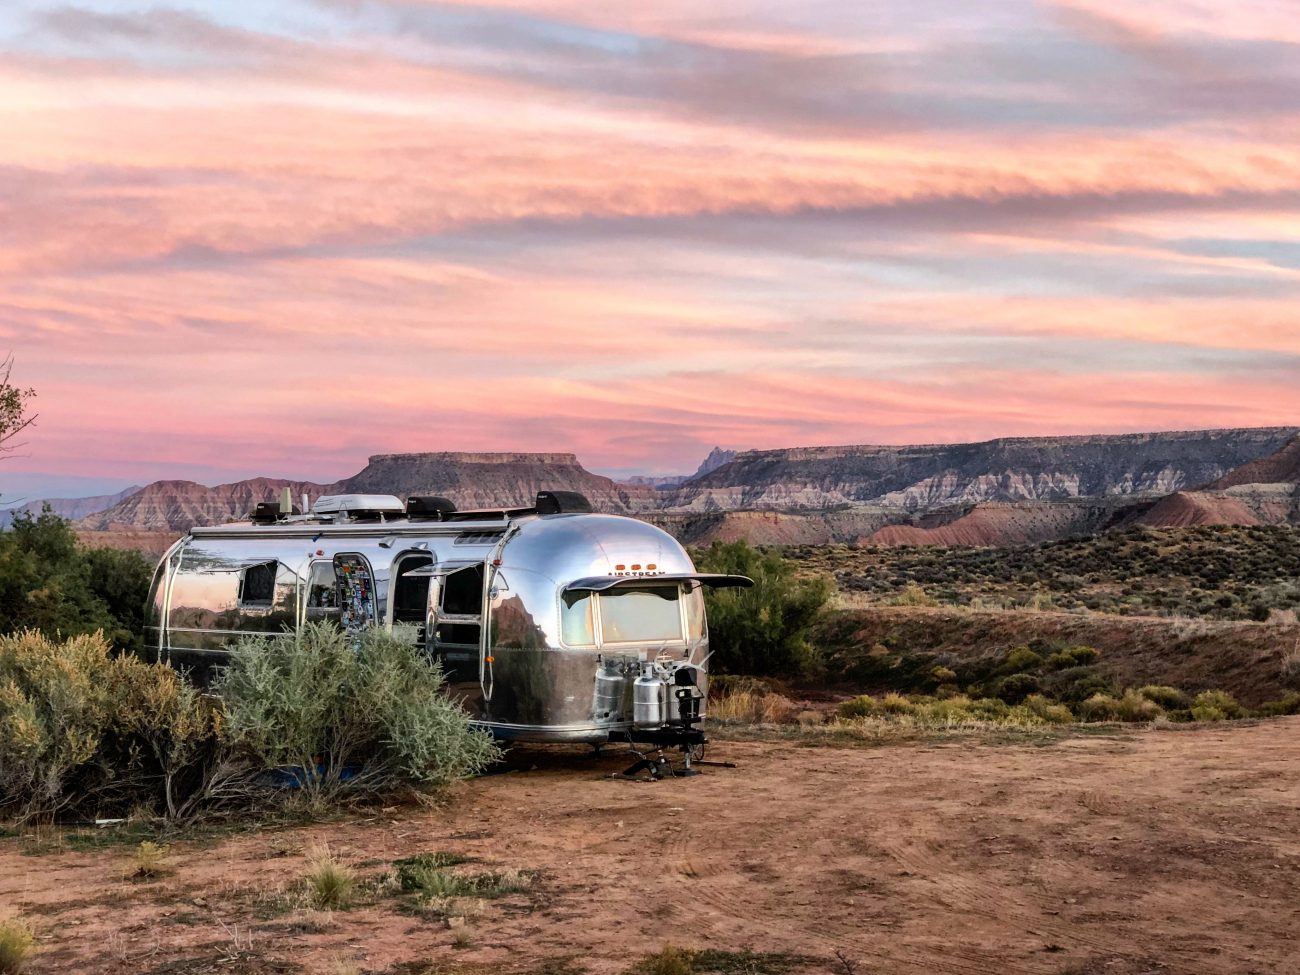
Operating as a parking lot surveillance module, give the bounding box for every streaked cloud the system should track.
[0,0,1298,495]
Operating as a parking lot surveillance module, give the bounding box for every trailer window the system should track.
[685,583,706,642]
[238,561,277,607]
[561,591,595,647]
[598,587,683,644]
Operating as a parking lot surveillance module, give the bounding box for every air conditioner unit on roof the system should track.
[311,494,405,516]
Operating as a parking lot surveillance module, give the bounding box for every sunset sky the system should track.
[3,0,1300,499]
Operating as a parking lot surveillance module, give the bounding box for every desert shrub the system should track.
[1190,690,1244,722]
[993,672,1040,704]
[1076,694,1121,722]
[1023,694,1074,724]
[0,918,34,974]
[887,583,940,607]
[1257,693,1300,717]
[1045,645,1100,670]
[967,697,1011,720]
[837,695,878,719]
[0,630,220,822]
[216,623,500,800]
[1113,689,1163,722]
[1137,685,1189,709]
[0,508,152,652]
[627,945,693,975]
[1060,673,1112,703]
[131,840,171,879]
[931,665,957,684]
[877,692,914,715]
[998,646,1043,675]
[912,696,976,723]
[694,541,832,676]
[401,864,532,900]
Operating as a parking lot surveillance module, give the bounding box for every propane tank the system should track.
[633,666,666,728]
[593,659,625,721]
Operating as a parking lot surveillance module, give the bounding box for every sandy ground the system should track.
[4,718,1300,975]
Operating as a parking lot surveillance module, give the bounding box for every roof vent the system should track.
[535,490,592,515]
[407,496,457,520]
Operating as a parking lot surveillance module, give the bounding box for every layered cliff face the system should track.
[67,429,1300,541]
[0,485,141,528]
[78,478,334,531]
[341,452,656,513]
[667,428,1299,513]
[1130,434,1300,529]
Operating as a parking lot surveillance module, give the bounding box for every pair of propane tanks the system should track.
[633,660,703,729]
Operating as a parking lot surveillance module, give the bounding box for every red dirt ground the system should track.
[4,718,1300,975]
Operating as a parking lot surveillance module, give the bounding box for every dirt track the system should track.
[5,718,1300,974]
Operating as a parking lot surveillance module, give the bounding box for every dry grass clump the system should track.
[130,840,171,880]
[0,918,34,974]
[1280,638,1300,684]
[306,846,356,910]
[624,944,803,975]
[708,689,798,724]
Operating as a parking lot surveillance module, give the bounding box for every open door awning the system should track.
[565,573,753,593]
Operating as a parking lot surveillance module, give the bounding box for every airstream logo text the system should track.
[611,562,662,577]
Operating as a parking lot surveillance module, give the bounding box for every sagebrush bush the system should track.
[1023,694,1074,724]
[998,646,1043,675]
[0,623,499,821]
[1137,685,1188,709]
[838,695,878,719]
[1113,689,1163,723]
[0,629,219,821]
[1190,690,1244,722]
[216,622,500,798]
[1257,693,1300,717]
[1076,693,1121,722]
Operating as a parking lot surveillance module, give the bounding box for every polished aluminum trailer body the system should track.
[146,510,733,744]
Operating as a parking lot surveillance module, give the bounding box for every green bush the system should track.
[0,509,152,652]
[1257,693,1300,717]
[1114,689,1163,722]
[1023,694,1074,724]
[1076,693,1121,722]
[216,622,500,800]
[694,541,831,676]
[1190,689,1244,722]
[993,672,1041,704]
[1137,685,1188,709]
[0,629,219,822]
[1046,645,1100,670]
[837,695,878,719]
[998,646,1043,675]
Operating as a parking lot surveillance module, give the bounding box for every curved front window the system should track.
[559,583,706,648]
[599,587,681,644]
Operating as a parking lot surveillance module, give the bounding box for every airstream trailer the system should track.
[146,491,751,747]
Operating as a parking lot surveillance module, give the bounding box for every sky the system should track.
[2,0,1300,499]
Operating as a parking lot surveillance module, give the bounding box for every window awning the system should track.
[399,560,482,578]
[564,573,753,593]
